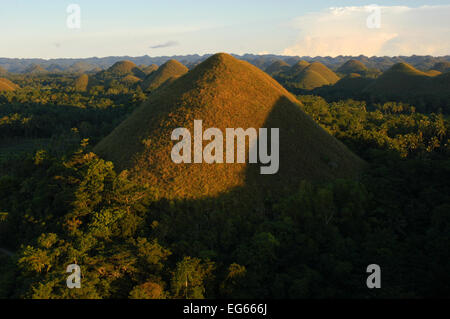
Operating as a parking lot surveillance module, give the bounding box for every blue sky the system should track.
[1,0,449,58]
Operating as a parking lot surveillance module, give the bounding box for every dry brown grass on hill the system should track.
[74,74,89,92]
[141,59,188,92]
[95,53,364,201]
[304,62,340,84]
[121,74,142,85]
[0,78,19,91]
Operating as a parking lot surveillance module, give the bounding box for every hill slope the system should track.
[95,53,364,200]
[74,74,89,92]
[141,59,188,92]
[0,78,19,91]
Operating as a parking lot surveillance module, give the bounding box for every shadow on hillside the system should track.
[134,96,365,259]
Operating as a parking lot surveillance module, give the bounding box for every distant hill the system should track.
[25,64,48,74]
[141,64,159,75]
[286,60,310,77]
[432,62,450,73]
[105,60,145,78]
[68,61,97,73]
[365,62,429,95]
[0,66,7,75]
[141,59,188,92]
[337,60,369,76]
[46,64,65,73]
[0,78,19,91]
[265,60,290,76]
[285,62,340,90]
[94,53,364,201]
[0,54,449,74]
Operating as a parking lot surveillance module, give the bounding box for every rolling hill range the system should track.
[1,54,449,74]
[312,61,450,112]
[0,78,19,91]
[141,59,188,92]
[94,53,364,201]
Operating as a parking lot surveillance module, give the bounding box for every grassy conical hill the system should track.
[306,62,340,83]
[141,59,188,92]
[293,69,330,90]
[74,74,89,92]
[265,60,290,76]
[107,60,145,78]
[365,62,429,95]
[0,78,19,91]
[337,60,369,76]
[290,62,340,90]
[95,53,364,200]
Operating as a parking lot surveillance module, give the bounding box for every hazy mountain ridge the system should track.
[1,54,449,74]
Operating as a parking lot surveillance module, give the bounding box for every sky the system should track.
[1,0,449,59]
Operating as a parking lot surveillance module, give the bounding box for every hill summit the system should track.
[95,53,364,200]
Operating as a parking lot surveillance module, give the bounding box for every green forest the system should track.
[0,58,449,299]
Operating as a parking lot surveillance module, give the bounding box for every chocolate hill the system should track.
[337,60,369,76]
[141,59,188,92]
[365,62,429,95]
[107,60,145,78]
[95,53,364,200]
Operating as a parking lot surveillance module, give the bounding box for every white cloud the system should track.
[283,5,450,57]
